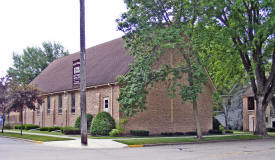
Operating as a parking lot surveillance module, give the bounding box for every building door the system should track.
[249,115,255,132]
[272,118,275,128]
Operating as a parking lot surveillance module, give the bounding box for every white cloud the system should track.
[0,0,127,77]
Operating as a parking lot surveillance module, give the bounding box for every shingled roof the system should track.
[30,38,134,94]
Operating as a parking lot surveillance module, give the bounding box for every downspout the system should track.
[111,84,113,116]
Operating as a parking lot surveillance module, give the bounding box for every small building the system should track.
[242,87,275,132]
[8,38,215,134]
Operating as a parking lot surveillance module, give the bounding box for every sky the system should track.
[0,0,127,77]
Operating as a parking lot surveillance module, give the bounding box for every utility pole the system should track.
[79,0,88,145]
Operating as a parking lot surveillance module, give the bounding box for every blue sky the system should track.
[0,0,126,77]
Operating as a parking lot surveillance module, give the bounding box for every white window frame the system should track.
[103,98,109,112]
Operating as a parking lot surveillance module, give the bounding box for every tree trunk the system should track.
[193,100,202,139]
[255,96,267,136]
[224,105,229,129]
[20,108,23,136]
[80,0,88,145]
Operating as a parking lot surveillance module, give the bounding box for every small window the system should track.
[248,97,255,110]
[47,96,51,114]
[37,103,40,115]
[71,93,75,113]
[58,95,62,114]
[104,98,109,112]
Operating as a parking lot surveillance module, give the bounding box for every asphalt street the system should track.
[1,137,275,160]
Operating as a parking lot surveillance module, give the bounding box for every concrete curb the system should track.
[141,137,273,147]
[128,144,144,148]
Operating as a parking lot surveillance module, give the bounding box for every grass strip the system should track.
[115,135,263,145]
[9,129,63,135]
[268,132,275,137]
[0,132,73,142]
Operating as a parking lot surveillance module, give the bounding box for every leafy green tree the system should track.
[7,42,69,84]
[0,76,11,133]
[201,0,275,136]
[117,0,208,138]
[8,81,43,135]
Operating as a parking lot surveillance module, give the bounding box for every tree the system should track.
[79,0,88,145]
[202,0,275,136]
[7,42,69,84]
[8,81,43,135]
[117,0,208,138]
[0,76,10,133]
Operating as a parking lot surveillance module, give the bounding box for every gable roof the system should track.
[242,87,254,97]
[30,38,134,94]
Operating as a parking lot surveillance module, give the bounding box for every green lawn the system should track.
[0,132,73,142]
[268,132,275,137]
[9,129,63,135]
[88,136,131,139]
[115,135,264,145]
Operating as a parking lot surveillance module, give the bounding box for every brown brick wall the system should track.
[123,79,213,134]
[20,84,121,128]
[124,51,214,134]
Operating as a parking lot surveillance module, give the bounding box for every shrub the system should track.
[24,124,39,130]
[4,123,13,129]
[14,125,23,129]
[208,129,222,134]
[61,127,80,135]
[185,131,197,136]
[74,114,93,130]
[161,132,185,136]
[48,126,61,132]
[90,112,115,136]
[225,130,233,134]
[213,117,221,130]
[267,128,275,132]
[219,125,225,132]
[161,132,174,136]
[14,124,39,130]
[130,130,149,136]
[109,129,123,137]
[40,127,49,131]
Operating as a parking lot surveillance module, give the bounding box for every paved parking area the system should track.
[1,137,275,160]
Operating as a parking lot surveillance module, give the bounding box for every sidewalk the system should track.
[3,130,253,149]
[4,130,128,149]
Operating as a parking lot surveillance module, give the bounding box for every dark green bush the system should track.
[14,125,23,129]
[213,117,221,130]
[161,132,185,136]
[225,130,233,134]
[61,127,80,135]
[161,132,174,136]
[90,112,115,136]
[74,114,93,130]
[130,130,149,136]
[185,131,197,136]
[24,124,39,130]
[14,124,39,130]
[40,127,49,131]
[48,126,61,132]
[267,128,275,132]
[208,129,222,134]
